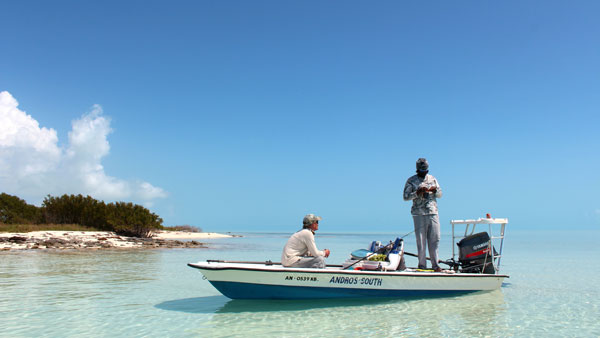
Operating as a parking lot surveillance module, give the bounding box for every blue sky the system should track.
[1,1,599,232]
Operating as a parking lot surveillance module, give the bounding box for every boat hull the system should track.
[188,262,507,300]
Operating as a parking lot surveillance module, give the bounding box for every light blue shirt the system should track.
[403,174,442,215]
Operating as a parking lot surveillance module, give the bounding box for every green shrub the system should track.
[0,193,42,224]
[42,194,110,230]
[106,202,163,238]
[2,193,164,238]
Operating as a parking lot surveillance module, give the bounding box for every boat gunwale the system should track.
[187,262,509,278]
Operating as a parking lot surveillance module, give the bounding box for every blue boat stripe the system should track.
[208,281,478,299]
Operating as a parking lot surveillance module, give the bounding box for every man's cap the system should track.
[416,158,429,172]
[303,214,322,225]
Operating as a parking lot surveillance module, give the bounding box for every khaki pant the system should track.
[413,214,441,270]
[289,256,326,268]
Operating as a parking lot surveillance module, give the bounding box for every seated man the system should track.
[281,214,330,268]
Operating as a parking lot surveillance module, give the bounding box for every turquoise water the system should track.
[1,230,599,337]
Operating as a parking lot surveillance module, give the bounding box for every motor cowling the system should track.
[457,232,496,274]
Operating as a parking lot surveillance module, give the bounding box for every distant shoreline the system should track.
[0,230,236,251]
[153,230,236,240]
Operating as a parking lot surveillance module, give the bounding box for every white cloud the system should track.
[0,91,167,205]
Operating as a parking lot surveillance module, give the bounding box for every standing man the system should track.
[403,158,443,272]
[281,214,331,268]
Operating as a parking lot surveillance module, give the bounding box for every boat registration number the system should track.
[285,275,318,282]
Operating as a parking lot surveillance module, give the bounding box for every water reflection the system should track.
[155,296,228,314]
[168,290,508,337]
[155,296,404,314]
[216,298,403,313]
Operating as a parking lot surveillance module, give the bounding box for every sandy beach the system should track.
[0,230,234,250]
[152,230,234,239]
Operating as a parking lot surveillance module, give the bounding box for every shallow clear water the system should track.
[1,230,599,337]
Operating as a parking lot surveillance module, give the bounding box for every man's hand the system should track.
[417,186,428,196]
[427,187,437,193]
[324,249,330,258]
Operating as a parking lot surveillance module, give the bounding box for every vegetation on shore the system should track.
[162,225,202,232]
[1,193,164,238]
[0,223,101,233]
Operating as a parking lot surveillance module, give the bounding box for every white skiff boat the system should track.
[188,217,509,299]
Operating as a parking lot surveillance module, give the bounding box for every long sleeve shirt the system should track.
[403,174,442,216]
[281,229,325,266]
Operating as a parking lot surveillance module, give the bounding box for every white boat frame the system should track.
[450,217,508,273]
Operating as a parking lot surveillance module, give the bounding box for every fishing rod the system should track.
[402,251,460,269]
[400,230,415,239]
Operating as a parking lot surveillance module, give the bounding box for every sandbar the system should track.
[152,230,234,239]
[0,230,233,251]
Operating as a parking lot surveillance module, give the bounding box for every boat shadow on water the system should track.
[155,291,487,314]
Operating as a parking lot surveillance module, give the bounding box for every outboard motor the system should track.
[457,232,496,274]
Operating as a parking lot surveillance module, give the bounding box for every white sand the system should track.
[0,231,142,249]
[0,230,232,250]
[152,231,233,239]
